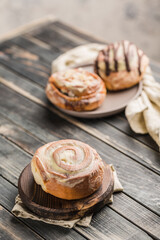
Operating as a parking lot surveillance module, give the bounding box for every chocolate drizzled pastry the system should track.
[94,40,149,91]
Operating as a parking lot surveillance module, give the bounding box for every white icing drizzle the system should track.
[34,140,104,187]
[96,40,149,75]
[52,69,100,97]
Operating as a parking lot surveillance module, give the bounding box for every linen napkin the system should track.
[125,66,160,147]
[12,165,123,228]
[52,43,160,147]
[51,43,106,73]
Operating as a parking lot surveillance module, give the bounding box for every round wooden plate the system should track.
[56,64,142,118]
[18,163,114,220]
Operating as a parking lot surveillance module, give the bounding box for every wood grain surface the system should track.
[0,205,42,240]
[0,19,160,240]
[0,176,154,240]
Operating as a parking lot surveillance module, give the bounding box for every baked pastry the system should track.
[46,68,106,111]
[31,139,104,200]
[94,40,149,91]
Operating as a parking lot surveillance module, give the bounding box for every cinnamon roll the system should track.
[46,68,106,111]
[31,139,104,200]
[94,40,149,91]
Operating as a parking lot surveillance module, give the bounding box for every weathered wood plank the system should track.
[75,208,153,240]
[81,118,160,173]
[0,177,86,240]
[0,176,153,240]
[48,24,89,46]
[9,36,62,64]
[0,84,160,216]
[52,21,106,44]
[0,205,43,240]
[30,24,80,51]
[110,193,160,239]
[0,114,43,155]
[0,65,160,175]
[103,114,159,152]
[0,43,50,87]
[0,65,47,101]
[0,136,31,185]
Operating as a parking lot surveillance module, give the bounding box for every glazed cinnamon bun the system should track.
[94,40,149,91]
[31,139,104,200]
[46,68,106,111]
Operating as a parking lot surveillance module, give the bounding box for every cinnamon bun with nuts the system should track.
[31,139,105,200]
[94,40,149,91]
[46,68,106,111]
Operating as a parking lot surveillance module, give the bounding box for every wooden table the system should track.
[0,18,160,240]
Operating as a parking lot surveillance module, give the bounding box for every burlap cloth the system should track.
[12,165,123,228]
[52,44,160,147]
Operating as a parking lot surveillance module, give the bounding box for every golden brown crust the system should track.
[31,140,104,200]
[46,69,106,111]
[94,40,149,91]
[99,67,146,91]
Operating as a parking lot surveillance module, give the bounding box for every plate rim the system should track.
[55,63,143,118]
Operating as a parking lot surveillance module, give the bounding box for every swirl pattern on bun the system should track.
[46,68,106,111]
[31,139,104,200]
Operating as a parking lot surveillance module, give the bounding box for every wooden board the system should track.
[57,64,142,118]
[18,163,114,220]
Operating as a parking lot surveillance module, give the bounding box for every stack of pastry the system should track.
[94,40,149,91]
[31,139,105,200]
